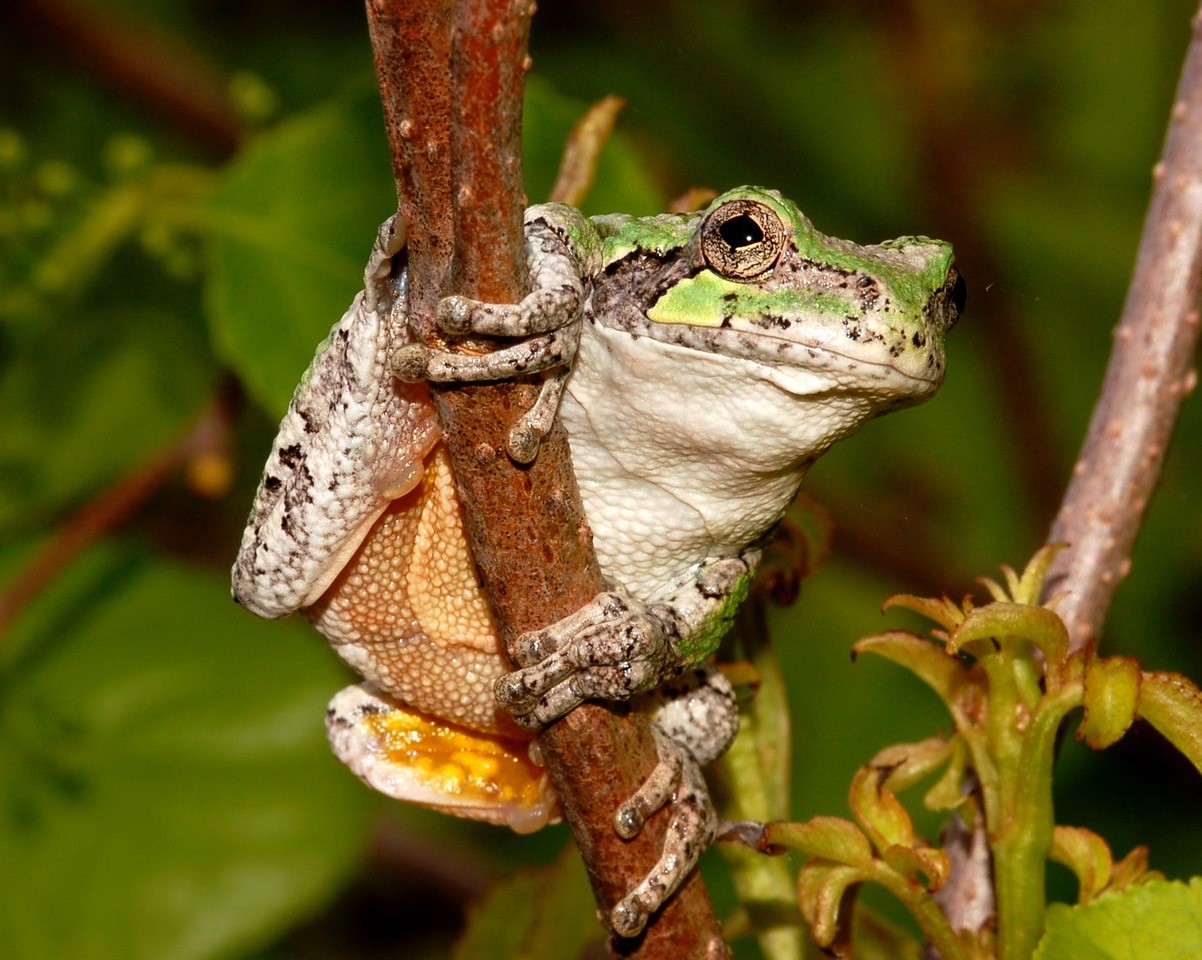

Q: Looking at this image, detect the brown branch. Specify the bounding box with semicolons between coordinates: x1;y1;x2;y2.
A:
9;0;244;158
0;391;233;639
364;2;726;956
1045;5;1202;651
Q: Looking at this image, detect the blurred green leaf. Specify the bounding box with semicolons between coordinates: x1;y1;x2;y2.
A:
0;301;214;532
0;544;370;960
451;844;597;960
1033;879;1202;960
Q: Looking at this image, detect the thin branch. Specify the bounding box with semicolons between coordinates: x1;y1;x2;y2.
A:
1045;6;1202;651
364;2;726;955
9;0;244;158
0;391;233;639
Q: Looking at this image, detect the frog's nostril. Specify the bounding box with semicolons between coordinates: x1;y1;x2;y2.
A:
950;269;967;318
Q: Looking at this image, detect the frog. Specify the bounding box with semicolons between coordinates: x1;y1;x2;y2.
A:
231;186;963;938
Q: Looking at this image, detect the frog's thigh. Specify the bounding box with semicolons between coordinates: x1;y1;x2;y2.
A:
309;446;511;733
327;683;559;834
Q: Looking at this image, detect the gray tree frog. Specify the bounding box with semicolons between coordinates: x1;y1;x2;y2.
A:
232;187;963;937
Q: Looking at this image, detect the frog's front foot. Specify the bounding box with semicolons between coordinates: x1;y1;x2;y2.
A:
494;591;679;728
389;216;587;463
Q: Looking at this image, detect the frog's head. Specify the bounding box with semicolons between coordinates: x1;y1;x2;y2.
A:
636;186;963;410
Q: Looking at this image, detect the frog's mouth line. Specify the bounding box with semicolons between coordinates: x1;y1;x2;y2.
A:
619;316;947;395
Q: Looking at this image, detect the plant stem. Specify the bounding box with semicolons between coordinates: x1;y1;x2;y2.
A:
986;650;1087;960
718;601;807;960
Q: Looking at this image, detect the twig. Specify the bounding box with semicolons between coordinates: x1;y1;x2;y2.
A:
0;391;233;639
1045;5;1202;651
9;0;243;158
363;2;727;956
549;96;625;207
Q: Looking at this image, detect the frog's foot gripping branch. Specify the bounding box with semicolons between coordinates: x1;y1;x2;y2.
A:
391;216;587;463
495;554;757;728
609;669;739;938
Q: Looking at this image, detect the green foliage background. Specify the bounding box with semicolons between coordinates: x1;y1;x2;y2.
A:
1;1;1199;957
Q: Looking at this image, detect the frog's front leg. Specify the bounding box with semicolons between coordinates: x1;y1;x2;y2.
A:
495;551;758;725
392;207;593;462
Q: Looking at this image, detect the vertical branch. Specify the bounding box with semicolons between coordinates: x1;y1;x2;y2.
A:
1045;6;1202;650
365;1;727;955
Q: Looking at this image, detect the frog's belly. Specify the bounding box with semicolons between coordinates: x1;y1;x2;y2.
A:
306;445;520;735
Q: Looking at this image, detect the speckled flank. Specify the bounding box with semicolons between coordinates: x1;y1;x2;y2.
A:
231;270;440;618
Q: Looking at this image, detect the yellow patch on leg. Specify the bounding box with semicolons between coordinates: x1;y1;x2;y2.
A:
327;683;559;835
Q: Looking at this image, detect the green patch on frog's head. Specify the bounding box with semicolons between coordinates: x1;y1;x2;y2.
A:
642;186;964;407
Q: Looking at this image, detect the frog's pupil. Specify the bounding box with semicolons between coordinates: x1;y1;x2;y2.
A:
719;214;763;250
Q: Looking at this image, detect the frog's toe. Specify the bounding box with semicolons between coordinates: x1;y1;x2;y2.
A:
496;622;669;722
614;728;683;839
505;421;542;464
508;591;634;667
435;294;475;335
392;343;430;381
609;750;718;938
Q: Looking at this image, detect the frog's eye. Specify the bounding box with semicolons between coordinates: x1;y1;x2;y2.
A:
700;200;786;280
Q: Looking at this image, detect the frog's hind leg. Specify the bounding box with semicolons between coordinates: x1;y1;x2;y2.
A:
610;668;740;938
326;683;560;835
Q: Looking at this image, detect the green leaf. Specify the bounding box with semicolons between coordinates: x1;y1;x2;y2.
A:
0;302;215;531
452;844;598;960
765;816;874;866
881;843;949;892
869;738;955;794
796;860;866;950
853;632;970;715
949;603;1070;679
1078;656;1141;750
0;544;370;960
881;594;965;632
1138;672;1202;775
1033;879;1202;960
849;764;918;855
1049;826;1114;903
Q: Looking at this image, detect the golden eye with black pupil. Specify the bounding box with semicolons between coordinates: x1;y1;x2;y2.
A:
700;199;785;280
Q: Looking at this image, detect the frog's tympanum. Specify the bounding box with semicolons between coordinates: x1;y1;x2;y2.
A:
232;188;963;937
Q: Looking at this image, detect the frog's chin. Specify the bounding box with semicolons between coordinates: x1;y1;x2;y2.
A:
755;348;942;403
